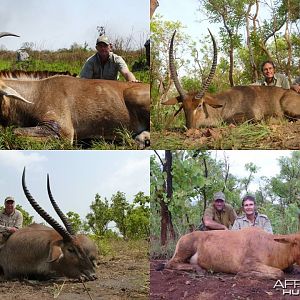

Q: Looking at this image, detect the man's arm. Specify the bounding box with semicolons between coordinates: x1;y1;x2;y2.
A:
120;67;138;82
263;218;273;234
14;211;23;229
79;60;94;79
203;216;228;230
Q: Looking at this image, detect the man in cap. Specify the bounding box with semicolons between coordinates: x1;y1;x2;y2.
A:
201;191;237;230
0;196;23;247
80;35;138;82
232;195;273;233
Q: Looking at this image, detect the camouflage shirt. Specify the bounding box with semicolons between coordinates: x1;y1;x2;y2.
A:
231;213;273;234
0;209;23;233
254;73;290;89
203;203;237;229
79;52;128;80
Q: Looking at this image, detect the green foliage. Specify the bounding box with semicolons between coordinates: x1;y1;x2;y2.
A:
85;194;111;236
16;205;34;226
66;211;83;233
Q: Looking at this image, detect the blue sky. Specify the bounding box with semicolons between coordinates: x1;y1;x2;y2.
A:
0;0;149;51
0;150;150;223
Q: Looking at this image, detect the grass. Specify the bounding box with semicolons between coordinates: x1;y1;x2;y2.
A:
0;126;144;150
151;117;298;150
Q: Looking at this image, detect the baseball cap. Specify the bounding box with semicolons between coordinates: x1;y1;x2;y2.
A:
96;35;110;45
213;192;225;201
4;196;15;203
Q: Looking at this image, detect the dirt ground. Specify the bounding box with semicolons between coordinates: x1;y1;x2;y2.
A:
0;255;149;300
151;121;300;149
150;260;300;300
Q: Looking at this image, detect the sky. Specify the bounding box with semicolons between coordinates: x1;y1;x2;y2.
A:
0;150;150;224
0;0;149;51
155;0;273;51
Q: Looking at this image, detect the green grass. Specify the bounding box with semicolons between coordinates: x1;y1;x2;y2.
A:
0;126;144;150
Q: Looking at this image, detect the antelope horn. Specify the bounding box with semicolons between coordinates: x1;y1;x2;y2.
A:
169;30;186;100
47;174;75;235
22;167;73;242
0;32;20;38
195;29;217;100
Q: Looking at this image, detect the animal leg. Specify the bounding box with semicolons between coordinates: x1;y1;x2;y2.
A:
237;264;284;279
13;121;73;143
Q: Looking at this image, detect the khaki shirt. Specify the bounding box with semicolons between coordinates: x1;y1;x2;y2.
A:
254;73;290;89
79;52;128;80
0;209;23;233
203;203;237;229
231;213;273;234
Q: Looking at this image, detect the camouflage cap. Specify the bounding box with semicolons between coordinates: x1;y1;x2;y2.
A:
96;35;110;45
4;196;15;203
213;192;225;201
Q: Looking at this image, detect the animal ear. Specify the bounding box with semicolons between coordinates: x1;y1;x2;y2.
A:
0;83;32;104
203;95;223;108
161;97;180;105
47;245;64;263
274;235;297;245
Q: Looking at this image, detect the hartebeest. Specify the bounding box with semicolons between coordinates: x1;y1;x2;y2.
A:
0;168;98;280
164;227;300;279
162;31;300;128
0;33;150;148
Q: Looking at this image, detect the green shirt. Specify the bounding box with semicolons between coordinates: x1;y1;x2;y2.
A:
231;213;273;234
79;52;128;80
254;73;290;89
203;203;237;229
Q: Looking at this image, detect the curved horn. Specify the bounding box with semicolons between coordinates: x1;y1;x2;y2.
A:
0;32;20;38
22;167;73;242
47;174;75;235
195;29;217;100
169;30;186;100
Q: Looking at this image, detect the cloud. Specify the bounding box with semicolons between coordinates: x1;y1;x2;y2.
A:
0;151;47;172
96;156;150;201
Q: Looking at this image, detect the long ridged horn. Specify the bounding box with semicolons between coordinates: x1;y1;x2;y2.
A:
195;29;217;100
0;32;20;38
47;174;75;235
169;30;186;100
22;167;73;242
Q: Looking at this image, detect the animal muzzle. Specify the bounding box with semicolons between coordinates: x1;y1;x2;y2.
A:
80;270;98;281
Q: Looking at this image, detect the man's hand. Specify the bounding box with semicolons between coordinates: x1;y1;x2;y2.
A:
7;227;18;233
291;84;300;93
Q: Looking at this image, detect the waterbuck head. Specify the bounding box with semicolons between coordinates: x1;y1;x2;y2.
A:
162;30;218;129
22;168;98;281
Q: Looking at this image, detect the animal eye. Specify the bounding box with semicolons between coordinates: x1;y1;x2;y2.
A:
67;247;75;253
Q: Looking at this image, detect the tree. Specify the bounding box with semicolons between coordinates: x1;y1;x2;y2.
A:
16;205;33;226
85;193;111;236
66;211;83;233
110;191;129;238
125;192;150;239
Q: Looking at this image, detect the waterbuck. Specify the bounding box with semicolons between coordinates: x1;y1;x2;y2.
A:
162;30;300;128
0;33;150;148
0;168;98;281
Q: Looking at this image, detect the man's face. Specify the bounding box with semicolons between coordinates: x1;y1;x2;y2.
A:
243;199;255;216
5;200;15;215
262;63;275;79
214;199;225;212
96;42;111;59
